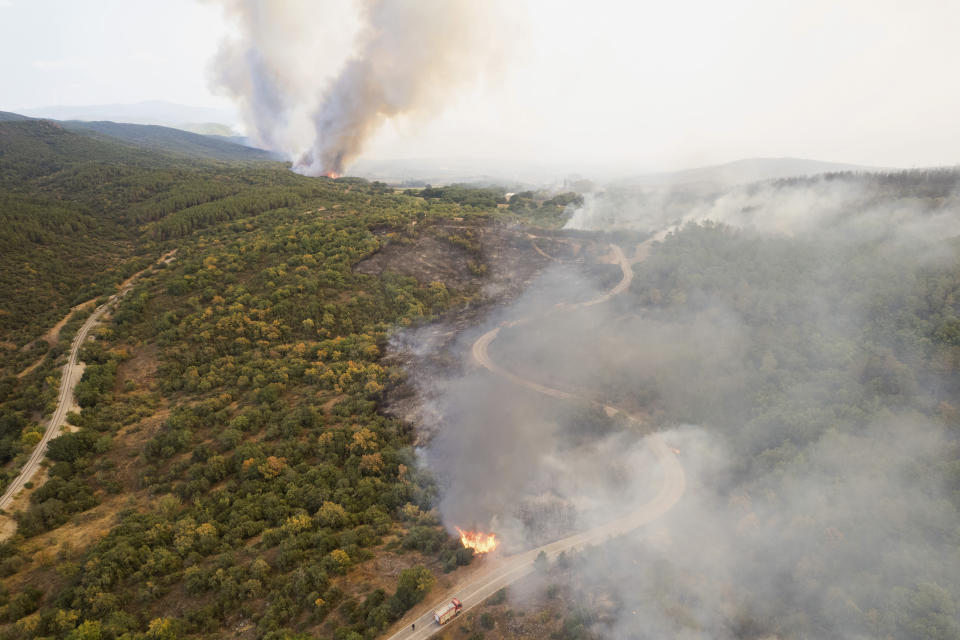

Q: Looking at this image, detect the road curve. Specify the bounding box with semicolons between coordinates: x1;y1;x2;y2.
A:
0;252;175;515
387;238;685;640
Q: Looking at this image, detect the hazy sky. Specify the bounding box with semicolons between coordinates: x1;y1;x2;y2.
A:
3;0;960;171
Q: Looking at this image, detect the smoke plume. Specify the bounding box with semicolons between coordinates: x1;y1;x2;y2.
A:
210;0;509;177
565;169;960;242
392;169;960;636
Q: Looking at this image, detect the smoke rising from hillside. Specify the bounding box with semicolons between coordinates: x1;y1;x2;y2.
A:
565;170;960;242
208;0;349;151
392;171;960;636
209;0;508;176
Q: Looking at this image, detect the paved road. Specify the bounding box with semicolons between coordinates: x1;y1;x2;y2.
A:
386;239;684;639
0;252;175;514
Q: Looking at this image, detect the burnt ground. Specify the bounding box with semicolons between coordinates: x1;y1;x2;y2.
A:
355;222;601;295
356;222;613;355
358;220;634;443
356;233;480;291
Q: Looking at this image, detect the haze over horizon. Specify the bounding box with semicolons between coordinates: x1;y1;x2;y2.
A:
5;3;960;639
3;0;960;174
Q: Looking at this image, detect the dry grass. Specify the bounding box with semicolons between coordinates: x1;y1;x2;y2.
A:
115;343;159;390
0;466;49;541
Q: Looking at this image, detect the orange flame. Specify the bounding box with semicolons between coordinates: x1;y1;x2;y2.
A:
324;171;340;179
456;527;498;554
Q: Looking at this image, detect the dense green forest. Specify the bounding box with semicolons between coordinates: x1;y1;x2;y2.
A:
0;119;576;359
0;202;477;639
0;118;571;639
0;118;306;354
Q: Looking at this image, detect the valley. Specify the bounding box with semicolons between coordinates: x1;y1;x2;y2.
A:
0;114;959;640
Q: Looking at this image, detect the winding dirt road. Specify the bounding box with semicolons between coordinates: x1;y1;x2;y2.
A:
0;252;175;519
386;238;685;639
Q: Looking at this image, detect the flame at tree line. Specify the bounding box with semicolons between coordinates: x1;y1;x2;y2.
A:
456;527;499;554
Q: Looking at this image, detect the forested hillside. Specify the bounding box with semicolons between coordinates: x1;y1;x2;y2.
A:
0;122;575;639
0;118;572;362
60;120;274;163
0;111;276;355
0;117;303;360
4;113;959;640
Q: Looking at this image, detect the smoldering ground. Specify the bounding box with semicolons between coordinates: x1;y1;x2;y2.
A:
394;169;960;637
394;263;665;547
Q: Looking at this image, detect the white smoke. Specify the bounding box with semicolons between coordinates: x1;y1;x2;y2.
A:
208;0;360;151
208;0;510;176
565;171;960;247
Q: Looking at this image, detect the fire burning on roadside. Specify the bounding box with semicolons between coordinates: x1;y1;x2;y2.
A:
456;527;499;554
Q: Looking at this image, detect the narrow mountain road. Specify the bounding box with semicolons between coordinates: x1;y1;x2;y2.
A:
0;251;175;517
16;299;96;379
386;237;685;640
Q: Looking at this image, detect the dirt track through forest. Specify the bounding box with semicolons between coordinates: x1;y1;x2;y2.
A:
0;251;176;537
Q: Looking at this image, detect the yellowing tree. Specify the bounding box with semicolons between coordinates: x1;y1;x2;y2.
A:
360;452;384;474
351;427;378;453
258;455;287;479
317;501;349;528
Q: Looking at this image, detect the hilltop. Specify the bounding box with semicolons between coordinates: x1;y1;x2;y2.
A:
0;116;287;350
19;100;237;132
61;120;274;163
0;111;271;164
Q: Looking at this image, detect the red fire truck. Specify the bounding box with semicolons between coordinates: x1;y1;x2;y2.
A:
433;598;463;625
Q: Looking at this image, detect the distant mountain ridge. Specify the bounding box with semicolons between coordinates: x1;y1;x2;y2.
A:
350;156;892;188
620;157;885;187
0;111;275;163
61;120;275;162
0;109;894;184
0;111;32;122
19;100;237;130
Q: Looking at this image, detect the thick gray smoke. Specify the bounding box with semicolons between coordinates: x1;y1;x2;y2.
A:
404;265;664;547
209;0;508;176
565;170;960;243
208;0;349;151
550;417;960;640
393;169;960;637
